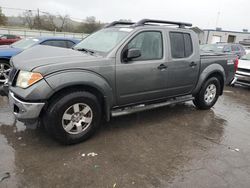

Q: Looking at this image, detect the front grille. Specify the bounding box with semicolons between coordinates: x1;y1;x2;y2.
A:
8;68;18;86
238;68;250;74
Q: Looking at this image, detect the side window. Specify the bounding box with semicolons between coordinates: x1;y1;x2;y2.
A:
41;40;68;48
184;33;193;57
7;35;17;39
0;35;7;39
11;35;17;39
126;31;163;61
170;32;193;58
170;32;185;58
67;41;76;48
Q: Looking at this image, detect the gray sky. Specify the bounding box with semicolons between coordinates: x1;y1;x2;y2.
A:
0;0;249;31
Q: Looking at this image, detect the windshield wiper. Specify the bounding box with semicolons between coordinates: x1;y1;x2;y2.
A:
74;48;95;55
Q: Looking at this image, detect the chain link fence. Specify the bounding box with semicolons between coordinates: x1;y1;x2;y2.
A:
0;27;87;39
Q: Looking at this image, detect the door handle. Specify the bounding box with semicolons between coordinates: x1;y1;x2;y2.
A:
157;64;167;70
189;62;197;67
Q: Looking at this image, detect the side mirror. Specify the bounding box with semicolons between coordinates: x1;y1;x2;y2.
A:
127;48;141;60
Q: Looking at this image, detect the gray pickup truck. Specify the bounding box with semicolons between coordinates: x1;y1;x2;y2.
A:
8;19;236;144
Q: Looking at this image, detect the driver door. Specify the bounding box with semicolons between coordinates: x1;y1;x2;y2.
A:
115;30;169;105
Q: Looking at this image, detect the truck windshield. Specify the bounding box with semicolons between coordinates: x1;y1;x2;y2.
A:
200;44;225;53
11;38;40;49
74;28;133;54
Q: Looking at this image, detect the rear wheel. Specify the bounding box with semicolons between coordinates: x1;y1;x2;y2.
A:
0;60;11;85
44;91;101;144
193;77;221;110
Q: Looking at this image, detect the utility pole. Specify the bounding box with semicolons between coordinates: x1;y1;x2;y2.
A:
37;8;40;29
215;11;220;28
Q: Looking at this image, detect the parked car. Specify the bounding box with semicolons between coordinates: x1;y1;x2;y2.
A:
0;34;21;45
8;19;237;144
0;37;80;84
231;53;250;86
200;43;246;58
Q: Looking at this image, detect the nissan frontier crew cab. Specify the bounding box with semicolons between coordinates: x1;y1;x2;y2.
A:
8;19;237;144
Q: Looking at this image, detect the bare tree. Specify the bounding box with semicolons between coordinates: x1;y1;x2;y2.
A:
22;10;34;29
0;7;7;25
58;14;70;32
43;13;57;31
77;16;103;34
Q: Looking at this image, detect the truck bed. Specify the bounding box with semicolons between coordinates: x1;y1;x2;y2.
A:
200;52;236;85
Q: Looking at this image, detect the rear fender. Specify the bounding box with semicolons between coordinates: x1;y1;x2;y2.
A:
192;64;226;95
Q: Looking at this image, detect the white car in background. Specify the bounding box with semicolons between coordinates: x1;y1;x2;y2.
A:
233;53;250;86
245;49;250;54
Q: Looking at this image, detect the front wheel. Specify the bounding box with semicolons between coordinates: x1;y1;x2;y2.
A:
44;91;101;144
193;77;221;110
0;60;11;85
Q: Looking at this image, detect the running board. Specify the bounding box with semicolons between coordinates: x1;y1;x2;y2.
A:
111;95;194;117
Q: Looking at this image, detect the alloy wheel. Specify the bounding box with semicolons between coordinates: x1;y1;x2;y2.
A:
62;103;93;135
0;63;11;84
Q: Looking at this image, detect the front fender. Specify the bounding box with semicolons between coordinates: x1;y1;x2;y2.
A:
192;64;226;95
45;70;114;106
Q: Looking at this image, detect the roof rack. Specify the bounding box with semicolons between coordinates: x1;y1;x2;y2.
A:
135;19;192;28
105;19;192;29
105;21;135;28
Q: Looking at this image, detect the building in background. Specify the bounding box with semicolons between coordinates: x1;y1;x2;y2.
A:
192;27;250;48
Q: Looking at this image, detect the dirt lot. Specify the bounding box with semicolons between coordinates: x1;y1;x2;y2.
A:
0;86;250;188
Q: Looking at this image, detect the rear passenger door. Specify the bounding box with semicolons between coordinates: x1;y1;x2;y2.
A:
166;31;200;97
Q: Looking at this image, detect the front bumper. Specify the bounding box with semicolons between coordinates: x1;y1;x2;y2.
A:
9;91;45;122
232;72;250;87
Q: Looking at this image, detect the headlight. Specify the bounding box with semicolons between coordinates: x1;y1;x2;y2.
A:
16;70;43;88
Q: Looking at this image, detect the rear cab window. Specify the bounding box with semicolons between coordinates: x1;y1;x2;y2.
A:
169;32;193;59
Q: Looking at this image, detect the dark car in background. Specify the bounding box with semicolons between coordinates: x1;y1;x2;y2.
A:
0;36;80;84
0;34;21;45
200;43;246;58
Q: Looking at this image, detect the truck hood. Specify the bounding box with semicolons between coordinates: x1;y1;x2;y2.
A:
12;45;106;75
238;59;250;69
0;46;23;59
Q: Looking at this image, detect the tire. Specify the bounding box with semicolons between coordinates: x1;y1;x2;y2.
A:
43;91;101;145
193;77;221;110
0;59;11;85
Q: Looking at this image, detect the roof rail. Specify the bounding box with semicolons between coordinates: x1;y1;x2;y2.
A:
105;21;135;28
135;19;192;28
